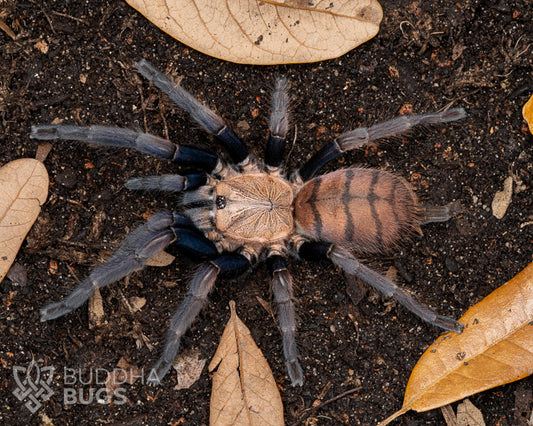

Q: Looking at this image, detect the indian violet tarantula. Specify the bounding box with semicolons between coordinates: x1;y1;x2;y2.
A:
32;60;465;386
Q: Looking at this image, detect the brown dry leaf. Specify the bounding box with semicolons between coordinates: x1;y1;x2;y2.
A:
35;141;53;163
381;261;533;424
173;349;207;390
209;301;283;426
126;0;382;65
128;295;146;313
441;404;458;426
491;175;513;219
88;287;105;329
456;399;485;426
146;249;175;267
523;93;533;134
0;159;49;283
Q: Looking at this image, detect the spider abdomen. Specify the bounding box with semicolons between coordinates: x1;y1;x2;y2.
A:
294;168;420;253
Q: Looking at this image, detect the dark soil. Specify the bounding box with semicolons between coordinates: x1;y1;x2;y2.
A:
1;0;532;425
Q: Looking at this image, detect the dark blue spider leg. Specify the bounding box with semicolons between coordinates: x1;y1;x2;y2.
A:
40;213;218;322
298;242;464;334
30;125;219;171
297;108;466;181
125;173;207;192
265;78;289;168
149;253;250;384
268;255;303;386
135;59;249;164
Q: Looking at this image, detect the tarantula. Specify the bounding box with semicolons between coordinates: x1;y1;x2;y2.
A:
32;60;465;386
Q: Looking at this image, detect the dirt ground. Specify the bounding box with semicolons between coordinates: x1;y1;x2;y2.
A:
1;0;532;424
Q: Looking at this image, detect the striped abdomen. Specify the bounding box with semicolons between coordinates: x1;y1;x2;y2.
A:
294;168;420;253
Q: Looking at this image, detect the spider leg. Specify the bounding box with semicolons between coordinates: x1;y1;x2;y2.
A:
298;242;464;334
265;77;289;169
30;125;219;171
268;255;303;386
40;213;218;321
149;253;250;384
135;59;249;165
297;108;466;181
125;172;206;192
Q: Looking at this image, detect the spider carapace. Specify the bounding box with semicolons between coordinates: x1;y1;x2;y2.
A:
32;59;465;386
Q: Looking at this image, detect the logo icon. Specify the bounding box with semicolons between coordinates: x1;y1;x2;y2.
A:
13;361;55;413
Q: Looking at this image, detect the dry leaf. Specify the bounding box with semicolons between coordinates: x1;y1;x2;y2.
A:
88;287;105;329
441;404;458;426
173;349;207;390
0;159;49;283
491;176;513;219
209;301;283;426
126;0;382;64
382;261;533;424
128;295;146;313
523;93;533;134
146;249;175;267
456;399;485;426
35;142;52;163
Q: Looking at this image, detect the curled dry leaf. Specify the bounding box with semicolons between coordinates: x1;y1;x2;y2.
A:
523;93;533;134
126;0;382;64
491;176;513;219
382;261;533;424
209;301;283;426
88;287;105;329
0;159;49;283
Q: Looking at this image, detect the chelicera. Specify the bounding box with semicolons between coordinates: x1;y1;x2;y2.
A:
32;60;465;386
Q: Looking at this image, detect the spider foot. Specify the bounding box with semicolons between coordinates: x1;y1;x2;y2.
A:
146;361;168;386
40;283;96;321
287;360;304;387
40;301;72;321
434;315;464;334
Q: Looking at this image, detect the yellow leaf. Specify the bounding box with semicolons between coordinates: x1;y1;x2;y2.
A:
523;93;533;134
209;301;284;426
0;159;49;283
382;262;533;424
126;0;382;64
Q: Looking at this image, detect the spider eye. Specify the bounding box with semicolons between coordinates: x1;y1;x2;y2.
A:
216;196;227;209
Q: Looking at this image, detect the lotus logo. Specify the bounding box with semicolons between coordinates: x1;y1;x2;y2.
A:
12;361;55;413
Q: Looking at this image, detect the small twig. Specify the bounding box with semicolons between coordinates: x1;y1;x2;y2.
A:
39;6;56;35
51;10;87;24
0;17;16;40
65;264;81;283
294;386;362;424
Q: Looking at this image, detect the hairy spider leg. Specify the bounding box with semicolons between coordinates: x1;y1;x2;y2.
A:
40;213;218;321
125;173;207;192
298;242;464;334
149;253;250;384
30;125;219;172
265;77;289;169
268;255;303;386
297;108;467;181
135;59;249;165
